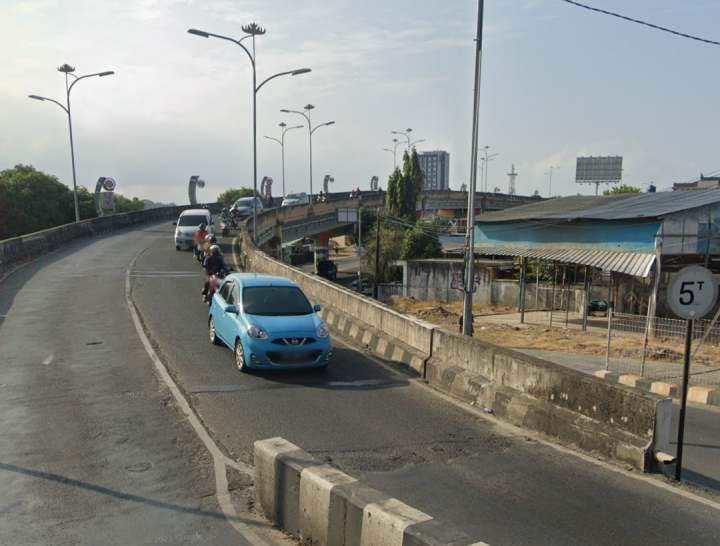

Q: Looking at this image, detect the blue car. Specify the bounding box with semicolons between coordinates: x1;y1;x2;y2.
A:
208;274;332;372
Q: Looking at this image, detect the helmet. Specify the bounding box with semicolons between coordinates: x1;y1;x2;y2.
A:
199;223;207;231
210;245;221;256
206;234;217;244
223;207;228;212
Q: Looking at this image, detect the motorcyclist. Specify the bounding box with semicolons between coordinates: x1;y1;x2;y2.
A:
202;245;230;298
201;233;217;259
193;224;209;260
220;207;230;221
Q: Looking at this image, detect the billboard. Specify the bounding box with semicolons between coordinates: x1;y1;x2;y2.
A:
575;156;623;185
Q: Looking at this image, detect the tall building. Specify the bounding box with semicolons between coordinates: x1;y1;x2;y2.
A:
673;174;720;191
418;151;450;191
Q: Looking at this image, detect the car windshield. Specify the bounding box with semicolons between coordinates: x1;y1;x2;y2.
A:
235;198;255;207
242;286;313;316
286;194;302;200
178;215;207;227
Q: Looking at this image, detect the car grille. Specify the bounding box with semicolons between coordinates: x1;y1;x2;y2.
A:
271;337;316;346
266;350;323;365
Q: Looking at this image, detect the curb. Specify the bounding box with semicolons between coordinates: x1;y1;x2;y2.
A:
319;306;428;377
254;437;482;546
594;370;720;408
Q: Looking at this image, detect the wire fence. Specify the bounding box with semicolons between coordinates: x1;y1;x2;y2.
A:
605;311;720;388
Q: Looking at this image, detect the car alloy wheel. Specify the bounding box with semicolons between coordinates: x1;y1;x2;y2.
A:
209;317;222;346
235;340;248;373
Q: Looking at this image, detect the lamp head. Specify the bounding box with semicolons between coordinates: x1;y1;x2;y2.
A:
292;68;311;76
57;64;75;73
303;103;315;110
279;122;287;127
28;94;45;101
280;109;290;113
187;28;210;38
99;71;115;77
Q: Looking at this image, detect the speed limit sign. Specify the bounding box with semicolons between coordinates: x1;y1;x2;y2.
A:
667;266;718;320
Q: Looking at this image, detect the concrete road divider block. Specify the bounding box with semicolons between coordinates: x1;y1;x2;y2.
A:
255;437;482;546
299;465;357;545
362;498;433;546
254;437;323;535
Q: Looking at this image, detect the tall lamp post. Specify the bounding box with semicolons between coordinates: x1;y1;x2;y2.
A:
545;165;561;198
410;139;426;149
264;122;303;198
29;64;115;223
382;138;403;169
188;25;311;245
280;105;335;201
392;128;413;151
477;146;498;193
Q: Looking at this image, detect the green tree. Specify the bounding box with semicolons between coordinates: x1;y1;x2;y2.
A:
0;164;75;239
400;220;442;260
363;224;405;283
603;184;641;195
386;148;425;221
217;187;256;203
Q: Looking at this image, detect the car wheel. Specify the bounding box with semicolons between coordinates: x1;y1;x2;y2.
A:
209;317;222;346
176;246;181;251
235;339;248;373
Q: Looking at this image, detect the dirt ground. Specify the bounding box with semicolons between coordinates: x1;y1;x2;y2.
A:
383;296;720;368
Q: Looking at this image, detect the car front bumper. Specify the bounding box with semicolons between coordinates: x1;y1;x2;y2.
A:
243;334;332;369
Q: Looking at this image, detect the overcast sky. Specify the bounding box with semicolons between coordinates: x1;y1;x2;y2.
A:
2;0;719;204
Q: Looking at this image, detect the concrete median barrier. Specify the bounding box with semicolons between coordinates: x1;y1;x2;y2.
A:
254;437;478;546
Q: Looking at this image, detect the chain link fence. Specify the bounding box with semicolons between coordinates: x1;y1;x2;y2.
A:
605;310;720;388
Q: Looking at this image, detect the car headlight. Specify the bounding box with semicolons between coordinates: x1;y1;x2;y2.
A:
247;325;268;340
317;323;329;338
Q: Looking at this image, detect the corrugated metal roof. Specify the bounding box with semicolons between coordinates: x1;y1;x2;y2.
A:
443;243;656;278
477;191;720;223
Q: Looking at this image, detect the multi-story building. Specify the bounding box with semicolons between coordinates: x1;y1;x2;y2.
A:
673;174;720;191
418;151;450;191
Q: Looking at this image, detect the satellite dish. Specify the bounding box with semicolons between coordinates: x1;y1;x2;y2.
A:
102;178;116;191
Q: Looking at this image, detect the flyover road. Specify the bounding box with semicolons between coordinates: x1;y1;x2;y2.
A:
131;223;720;546
1;222;719;546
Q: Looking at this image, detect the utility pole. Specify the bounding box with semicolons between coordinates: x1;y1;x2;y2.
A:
373;208;381;299
463;0;484;336
357;209;363;292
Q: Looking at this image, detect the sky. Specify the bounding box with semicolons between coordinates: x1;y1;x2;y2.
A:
2;0;720;204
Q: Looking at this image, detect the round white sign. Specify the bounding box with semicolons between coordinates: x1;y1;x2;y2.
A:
667;266;718;320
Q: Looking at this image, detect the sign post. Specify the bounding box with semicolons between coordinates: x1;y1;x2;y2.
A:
666;265;718;481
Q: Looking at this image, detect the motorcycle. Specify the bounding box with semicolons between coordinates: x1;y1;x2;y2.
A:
221;218;230;237
203;268;234;305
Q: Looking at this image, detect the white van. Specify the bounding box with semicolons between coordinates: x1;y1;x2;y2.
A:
173;209;213;250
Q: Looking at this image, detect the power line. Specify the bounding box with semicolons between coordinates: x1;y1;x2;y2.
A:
558;0;720;47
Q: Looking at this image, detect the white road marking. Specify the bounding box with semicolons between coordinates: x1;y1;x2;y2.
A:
125;267;269;546
42;355;54;366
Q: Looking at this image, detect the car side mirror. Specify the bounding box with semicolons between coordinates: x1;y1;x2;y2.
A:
172;222;177;226
224;304;238;314
314;304;321;313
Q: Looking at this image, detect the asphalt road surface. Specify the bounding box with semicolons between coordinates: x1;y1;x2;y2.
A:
2;222;720;546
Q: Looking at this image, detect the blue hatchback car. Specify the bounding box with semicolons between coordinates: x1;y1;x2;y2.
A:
208;274;332;372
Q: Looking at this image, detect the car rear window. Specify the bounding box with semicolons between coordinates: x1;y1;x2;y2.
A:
242;286;312;316
234;198;254;207
178;215;207;227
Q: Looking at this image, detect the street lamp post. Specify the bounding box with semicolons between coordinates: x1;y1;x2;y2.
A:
264;122;303;198
477;146;498;193
382;138;403;169
280;105;335;201
391;128;413;152
409;139;426;149
188;25;311;245
29;64;115;223
545;165;561;197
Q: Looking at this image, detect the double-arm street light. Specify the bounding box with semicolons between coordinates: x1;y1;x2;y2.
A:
392;128;413;152
188;24;311;245
264;122;303;198
477;146;498;193
29;64;115;223
382;138;404;169
410;139;425;150
545;165;561;197
280;104;335;201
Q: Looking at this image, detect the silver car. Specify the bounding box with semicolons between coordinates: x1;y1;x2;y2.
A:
231;197;263;219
